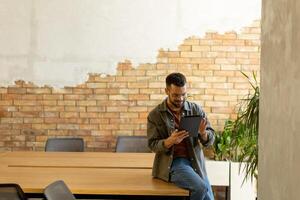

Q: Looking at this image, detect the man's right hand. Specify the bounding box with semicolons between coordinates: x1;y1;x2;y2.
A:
164;129;189;148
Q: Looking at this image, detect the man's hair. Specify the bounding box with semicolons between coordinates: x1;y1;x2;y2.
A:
165;72;186;87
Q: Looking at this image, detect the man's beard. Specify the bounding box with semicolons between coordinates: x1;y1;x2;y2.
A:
171;100;184;108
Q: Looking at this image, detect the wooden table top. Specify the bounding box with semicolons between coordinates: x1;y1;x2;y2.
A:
0;152;188;196
0;166;187;196
0;152;154;169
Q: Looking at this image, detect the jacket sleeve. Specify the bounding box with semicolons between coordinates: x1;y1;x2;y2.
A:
147;112;171;153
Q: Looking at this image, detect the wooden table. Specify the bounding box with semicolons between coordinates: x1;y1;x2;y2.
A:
0;152;188;199
0;152;154;169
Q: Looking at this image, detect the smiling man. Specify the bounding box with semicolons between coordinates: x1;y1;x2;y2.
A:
147;72;215;200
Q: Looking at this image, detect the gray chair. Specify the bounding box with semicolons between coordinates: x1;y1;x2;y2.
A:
115;136;151;153
0;183;27;200
45;138;84;152
44;180;76;200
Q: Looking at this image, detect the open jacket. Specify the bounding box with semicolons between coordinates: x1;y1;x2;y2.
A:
147;99;215;182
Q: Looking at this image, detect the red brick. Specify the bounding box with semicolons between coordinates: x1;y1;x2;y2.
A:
52;88;73;94
0;88;7;93
211;46;236;52
123;70;146;76
14;100;38;106
27;88;51;94
183;38;200;45
24;118;44;124
223;40;245;46
73;88;93;94
137;100;160;106
140;89;161;94
65;106;86;112
94;88;119;95
64;94;85;100
13;111;39;117
40;112;59;118
80;112;98;118
32;124;56;130
120;113;138;118
1;118;23;123
39;100;57;106
237;46;259;52
128;82;148;89
119;124;140;130
178;45;192;51
0;100;13;105
99;124;119;130
45;118;76;124
60;112;78;118
169;58;191;64
77;100;97;106
213;71;235;77
146;70;167;76
57;124;79;130
80;124;99;130
129;94;149;100
43;94;63;100
108;82;127;88
98;112;119;119
191;58;214;64
128;107;148;112
0;111;11;117
221;65;241;71
107;106;128;112
109;95;128;101
86;83;107;88
90;118;109;124
43;106;64;112
8;88;26;94
86;94;108;100
181;52;202;58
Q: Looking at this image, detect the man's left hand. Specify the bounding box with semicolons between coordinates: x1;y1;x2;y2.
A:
198;118;208;141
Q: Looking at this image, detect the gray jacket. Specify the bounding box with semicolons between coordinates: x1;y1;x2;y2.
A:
147;99;215;182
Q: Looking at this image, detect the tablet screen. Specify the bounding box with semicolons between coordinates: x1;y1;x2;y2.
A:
179;115;202;137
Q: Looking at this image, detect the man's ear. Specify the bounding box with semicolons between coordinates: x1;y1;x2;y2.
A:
165;87;168;95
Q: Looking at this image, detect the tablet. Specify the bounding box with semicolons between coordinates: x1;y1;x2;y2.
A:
179;115;202;137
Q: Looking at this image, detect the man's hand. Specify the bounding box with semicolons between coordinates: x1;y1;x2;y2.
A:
199;118;208;141
164;129;189;149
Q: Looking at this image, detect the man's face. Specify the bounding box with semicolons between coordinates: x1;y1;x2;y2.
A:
165;84;187;109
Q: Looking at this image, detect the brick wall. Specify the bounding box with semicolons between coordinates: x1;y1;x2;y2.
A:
0;20;260;152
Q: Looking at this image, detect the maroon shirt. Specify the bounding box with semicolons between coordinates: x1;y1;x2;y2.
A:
168;106;189;159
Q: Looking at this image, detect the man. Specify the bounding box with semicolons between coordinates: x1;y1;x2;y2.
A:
147;72;215;200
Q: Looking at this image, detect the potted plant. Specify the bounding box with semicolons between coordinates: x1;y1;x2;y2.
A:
232;71;259;183
213;120;236;162
212;72;259;199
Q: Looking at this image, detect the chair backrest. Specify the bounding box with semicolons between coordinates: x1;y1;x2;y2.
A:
115;136;151;153
44;180;76;200
0;183;27;200
45;138;84;152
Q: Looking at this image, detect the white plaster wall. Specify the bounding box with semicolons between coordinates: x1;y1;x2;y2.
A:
0;0;261;88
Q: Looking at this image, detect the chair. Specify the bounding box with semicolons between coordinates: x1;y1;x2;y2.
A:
0;183;27;200
45;138;84;152
115;136;151;153
44;180;76;200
